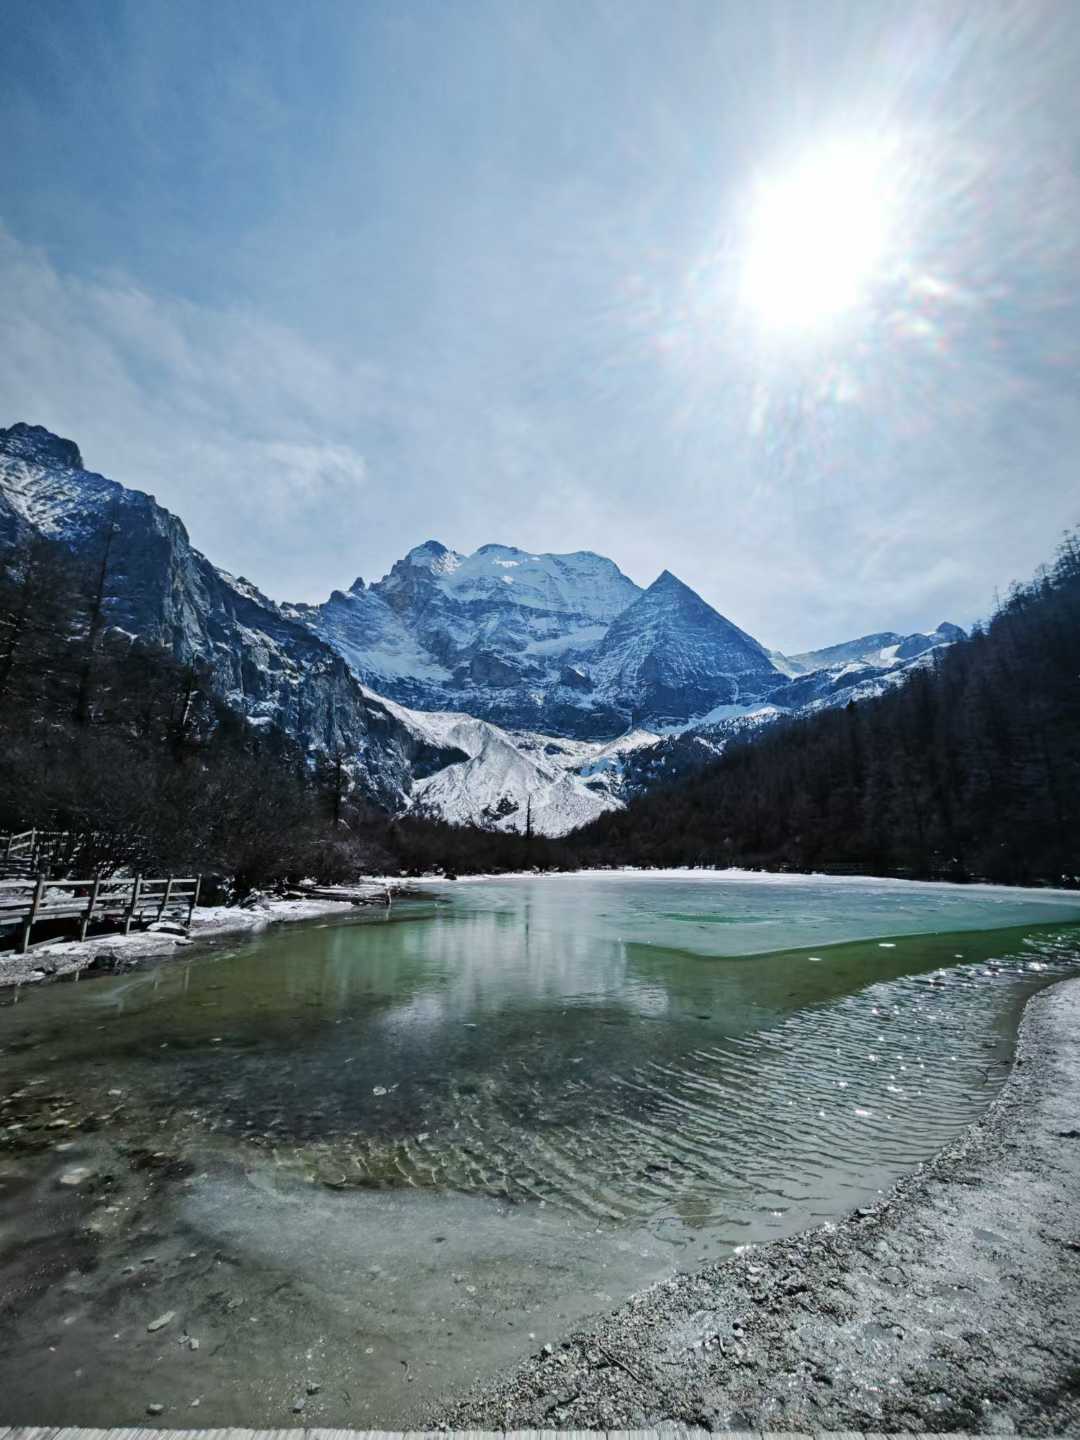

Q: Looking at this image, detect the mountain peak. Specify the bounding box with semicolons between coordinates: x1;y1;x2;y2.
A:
643;570;722;613
0;422;84;472
400;540;463;576
647;568;690;594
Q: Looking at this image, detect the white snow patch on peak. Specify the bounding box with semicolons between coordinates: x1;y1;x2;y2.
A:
424;544;641;619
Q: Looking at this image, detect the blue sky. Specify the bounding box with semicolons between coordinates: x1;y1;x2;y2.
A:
2;0;1078;651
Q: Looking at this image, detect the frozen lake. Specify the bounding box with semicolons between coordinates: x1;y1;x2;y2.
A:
1;871;1079;1426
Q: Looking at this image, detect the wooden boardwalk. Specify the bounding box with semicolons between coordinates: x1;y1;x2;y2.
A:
0;874;200;952
0;829;77;878
0;1429;1020;1440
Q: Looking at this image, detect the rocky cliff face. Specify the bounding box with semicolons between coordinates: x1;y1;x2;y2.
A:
0;423;455;808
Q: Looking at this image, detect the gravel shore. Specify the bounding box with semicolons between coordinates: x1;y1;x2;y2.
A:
436;975;1080;1436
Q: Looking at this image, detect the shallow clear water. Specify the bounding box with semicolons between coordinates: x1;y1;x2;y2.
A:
1;872;1078;1426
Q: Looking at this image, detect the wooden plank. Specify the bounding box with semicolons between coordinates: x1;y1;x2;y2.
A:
124;876;145;932
19;875;45;953
80;876;103;940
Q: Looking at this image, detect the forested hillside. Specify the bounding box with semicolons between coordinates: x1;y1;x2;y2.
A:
0;535;366;891
571;533;1080;886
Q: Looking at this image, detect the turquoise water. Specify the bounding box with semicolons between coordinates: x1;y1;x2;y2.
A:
1;872;1078;1426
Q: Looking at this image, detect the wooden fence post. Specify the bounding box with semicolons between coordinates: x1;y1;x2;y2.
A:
159;876;174;920
20;876;45;954
189;875;202;924
80;877;102;941
124;875;143;935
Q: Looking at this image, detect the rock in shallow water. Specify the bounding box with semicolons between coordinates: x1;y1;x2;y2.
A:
58;1166;94;1186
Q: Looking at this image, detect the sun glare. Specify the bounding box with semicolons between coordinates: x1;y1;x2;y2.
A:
741;139;896;333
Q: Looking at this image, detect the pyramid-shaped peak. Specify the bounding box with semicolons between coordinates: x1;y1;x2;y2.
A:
647;568;691;593
643;570;715;609
0;422;84;472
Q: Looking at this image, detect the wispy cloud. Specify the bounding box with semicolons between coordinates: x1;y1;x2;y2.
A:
0;225;392;594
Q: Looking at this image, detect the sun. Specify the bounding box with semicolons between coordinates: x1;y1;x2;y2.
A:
740;139;896;333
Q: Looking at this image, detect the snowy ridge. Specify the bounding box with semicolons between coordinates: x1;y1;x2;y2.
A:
786;622;965;675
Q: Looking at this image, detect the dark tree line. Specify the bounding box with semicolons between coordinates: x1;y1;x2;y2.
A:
570;531;1080;886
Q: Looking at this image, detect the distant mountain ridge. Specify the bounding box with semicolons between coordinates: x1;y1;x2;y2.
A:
288;541;788;736
0;422;965;835
787;623;966;675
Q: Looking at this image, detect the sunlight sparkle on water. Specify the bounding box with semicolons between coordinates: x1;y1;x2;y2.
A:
741;138;898;333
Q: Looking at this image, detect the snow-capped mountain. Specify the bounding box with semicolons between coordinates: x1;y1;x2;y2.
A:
289;535;962;751
284;539;642;733
773;623;966;712
0;423;456;809
785;623;966;676
289;544;784;735
0;421;966;837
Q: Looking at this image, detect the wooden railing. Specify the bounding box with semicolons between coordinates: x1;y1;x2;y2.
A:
0;829;78;876
0;874;201;954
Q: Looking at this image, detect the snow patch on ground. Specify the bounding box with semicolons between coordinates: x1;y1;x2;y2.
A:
0;895;374;989
417;866;1080;902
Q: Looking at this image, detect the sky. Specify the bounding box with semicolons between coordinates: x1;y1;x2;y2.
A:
2;0;1078;652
